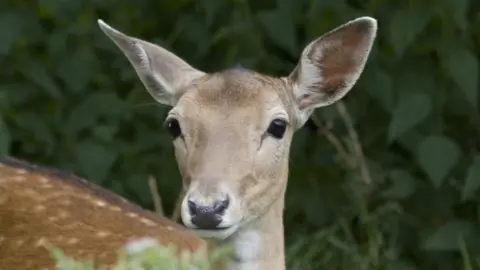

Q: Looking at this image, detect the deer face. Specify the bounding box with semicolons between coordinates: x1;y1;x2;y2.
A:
167;70;295;238
98;17;377;239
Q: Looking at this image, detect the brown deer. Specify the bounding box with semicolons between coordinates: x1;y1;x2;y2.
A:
0;16;377;270
96;16;377;270
0;157;206;269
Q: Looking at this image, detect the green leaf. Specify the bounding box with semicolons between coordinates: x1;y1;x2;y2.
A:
388;7;432;57
0;116;11;154
366;68;394;111
417;135;461;188
0;12;22;55
442;46;478;109
257;9;298;56
388;260;417;270
174;14;212;58
65;92;128;134
74;141;118;183
56;47;97;93
423;221;474;251
124;174;153;206
0;84;34;107
462;155;480;200
0;87;8;109
441;0;469;31
92;124;119;141
388;93;431;142
15;112;55;154
381;170;416;199
197;0;225;27
21;60;62;98
37;0;84;21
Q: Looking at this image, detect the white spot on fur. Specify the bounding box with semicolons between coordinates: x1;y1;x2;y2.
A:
15;169;27;175
34;205;46;212
67;238;79;245
38;177;50;184
42;183;53;189
60;200;71;206
22;188;38;197
233;230;260;262
96;231;110;238
58;211;69;218
0;194;8;205
140;218;155;226
127;212;139;219
35;238;47;247
98;252;109;258
13;175;26;182
110;206;121;212
94;200;106;207
55;236;68;243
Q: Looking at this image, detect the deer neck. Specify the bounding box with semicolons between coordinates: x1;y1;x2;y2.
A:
208;192;286;270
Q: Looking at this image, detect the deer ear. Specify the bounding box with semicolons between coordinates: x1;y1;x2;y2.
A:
98;19;206;106
288;17;377;128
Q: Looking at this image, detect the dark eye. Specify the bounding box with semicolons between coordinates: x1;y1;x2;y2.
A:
266;119;287;139
165;118;182;138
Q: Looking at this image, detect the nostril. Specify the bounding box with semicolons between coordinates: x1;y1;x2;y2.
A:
187;197;229;230
213;198;229;214
187;199;197;215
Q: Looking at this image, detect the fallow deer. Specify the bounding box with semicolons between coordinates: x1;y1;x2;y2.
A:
0;156;206;269
97;15;377;270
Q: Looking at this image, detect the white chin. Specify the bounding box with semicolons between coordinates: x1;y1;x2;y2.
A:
190;225;239;240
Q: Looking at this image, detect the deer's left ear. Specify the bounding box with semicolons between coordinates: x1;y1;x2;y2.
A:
288;17;378;128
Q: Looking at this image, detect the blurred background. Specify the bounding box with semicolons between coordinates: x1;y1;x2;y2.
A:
0;0;479;269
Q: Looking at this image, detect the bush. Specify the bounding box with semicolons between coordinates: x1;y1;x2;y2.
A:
48;237;232;270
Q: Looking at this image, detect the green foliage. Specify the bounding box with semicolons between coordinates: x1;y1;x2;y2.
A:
0;115;10;154
462;155;480;200
48;238;232;270
417;135;461;188
1;0;479;269
387;92;431;143
423;220;476;252
442;45;478;109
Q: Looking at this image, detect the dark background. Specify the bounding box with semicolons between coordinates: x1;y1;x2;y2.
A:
1;0;479;269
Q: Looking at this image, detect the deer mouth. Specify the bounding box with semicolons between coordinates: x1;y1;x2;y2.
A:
188;224;239;240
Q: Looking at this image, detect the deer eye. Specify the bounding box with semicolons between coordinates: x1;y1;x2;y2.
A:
266;119;287;139
165;118;182;138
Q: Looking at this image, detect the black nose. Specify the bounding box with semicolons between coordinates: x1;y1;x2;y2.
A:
188;197;230;230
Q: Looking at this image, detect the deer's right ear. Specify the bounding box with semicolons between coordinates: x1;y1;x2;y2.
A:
97;19;206;106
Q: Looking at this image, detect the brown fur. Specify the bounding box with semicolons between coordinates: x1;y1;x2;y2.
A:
0;156;205;270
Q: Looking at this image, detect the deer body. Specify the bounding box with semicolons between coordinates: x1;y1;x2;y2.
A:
0;157;205;269
97;15;377;270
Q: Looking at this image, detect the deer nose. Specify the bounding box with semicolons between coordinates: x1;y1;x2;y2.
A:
187;197;230;230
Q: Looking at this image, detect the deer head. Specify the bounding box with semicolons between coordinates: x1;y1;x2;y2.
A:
98;16;377;246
